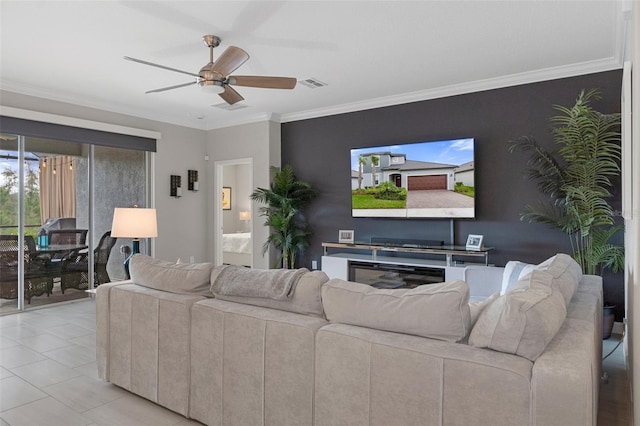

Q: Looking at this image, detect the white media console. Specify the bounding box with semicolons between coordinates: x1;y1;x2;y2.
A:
321;242;495;286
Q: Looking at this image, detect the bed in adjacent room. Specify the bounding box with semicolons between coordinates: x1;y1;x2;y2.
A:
223;232;252;266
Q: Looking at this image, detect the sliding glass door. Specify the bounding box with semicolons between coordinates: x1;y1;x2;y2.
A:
0;135;21;312
0;134;148;314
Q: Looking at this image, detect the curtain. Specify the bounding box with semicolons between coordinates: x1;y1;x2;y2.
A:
39;156;76;223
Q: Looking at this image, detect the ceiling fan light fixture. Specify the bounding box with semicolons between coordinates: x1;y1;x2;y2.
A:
127;34;294;104
198;80;225;94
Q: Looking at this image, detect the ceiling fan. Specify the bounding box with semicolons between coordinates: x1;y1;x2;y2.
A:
124;35;297;105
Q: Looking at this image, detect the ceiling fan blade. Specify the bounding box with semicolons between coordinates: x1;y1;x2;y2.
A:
219;85;244;105
211;46;249;77
228;75;297;89
124;56;200;78
146;81;197;94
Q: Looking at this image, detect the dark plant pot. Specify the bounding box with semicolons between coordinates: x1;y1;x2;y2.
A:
603;305;616;340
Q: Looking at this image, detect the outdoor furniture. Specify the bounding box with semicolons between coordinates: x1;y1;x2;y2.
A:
0;235;53;303
40;229;89;264
60;231;117;293
47;229;88;245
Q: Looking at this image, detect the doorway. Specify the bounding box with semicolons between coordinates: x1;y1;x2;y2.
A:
215;158;253;267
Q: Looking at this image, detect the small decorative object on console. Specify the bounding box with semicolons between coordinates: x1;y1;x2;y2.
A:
338;229;354;244
466;234;484;250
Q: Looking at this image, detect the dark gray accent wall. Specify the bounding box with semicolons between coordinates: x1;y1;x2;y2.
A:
282;70;624;317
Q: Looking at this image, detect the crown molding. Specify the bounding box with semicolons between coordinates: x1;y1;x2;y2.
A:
1;81;281;131
280;58;623;124
0;81;208;131
2;57;623;132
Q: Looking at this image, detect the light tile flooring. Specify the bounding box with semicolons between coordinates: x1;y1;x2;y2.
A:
0;299;633;425
0;299;201;426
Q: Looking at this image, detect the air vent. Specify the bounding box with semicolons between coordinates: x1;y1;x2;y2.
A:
299;78;327;89
212;103;249;111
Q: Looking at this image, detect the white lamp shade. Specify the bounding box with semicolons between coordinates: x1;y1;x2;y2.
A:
239;211;251;221
111;207;158;238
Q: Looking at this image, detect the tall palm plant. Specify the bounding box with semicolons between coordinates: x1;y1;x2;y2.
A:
508;89;624;276
250;165;318;269
370;155;379;188
357;155;368;190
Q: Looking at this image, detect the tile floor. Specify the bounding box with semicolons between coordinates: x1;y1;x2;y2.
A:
0;299;633;425
0;286;91;316
0;299;201;426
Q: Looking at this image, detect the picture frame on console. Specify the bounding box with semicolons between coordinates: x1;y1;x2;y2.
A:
465;234;484;250
338;229;355;244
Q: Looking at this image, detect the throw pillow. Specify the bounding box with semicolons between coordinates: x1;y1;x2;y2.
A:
500;260;535;295
469;291;500;328
321;279;471;342
534;253;582;306
469;269;567;361
211;267;328;318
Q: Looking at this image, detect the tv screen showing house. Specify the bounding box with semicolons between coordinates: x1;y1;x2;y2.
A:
350;138;475;218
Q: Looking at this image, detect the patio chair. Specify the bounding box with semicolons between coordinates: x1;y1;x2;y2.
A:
60;231;117;293
0;235;53;303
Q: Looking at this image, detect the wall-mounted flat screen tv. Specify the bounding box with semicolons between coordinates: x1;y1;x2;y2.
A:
350;138;475;219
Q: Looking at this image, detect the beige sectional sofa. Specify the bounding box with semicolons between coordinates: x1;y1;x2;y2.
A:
96;253;602;426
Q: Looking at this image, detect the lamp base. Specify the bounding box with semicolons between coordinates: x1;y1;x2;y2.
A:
124;239;140;279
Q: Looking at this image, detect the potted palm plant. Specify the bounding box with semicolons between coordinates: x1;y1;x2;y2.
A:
250;165;318;269
508;88;624;276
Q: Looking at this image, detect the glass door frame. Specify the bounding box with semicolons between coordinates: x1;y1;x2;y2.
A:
9;140;154;312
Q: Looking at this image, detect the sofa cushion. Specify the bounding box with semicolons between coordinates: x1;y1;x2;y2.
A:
321;279;471;342
468;269;567;361
129;254;214;296
211;268;328;318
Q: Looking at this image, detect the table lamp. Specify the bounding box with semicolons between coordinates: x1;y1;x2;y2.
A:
239;210;251;232
111;206;158;277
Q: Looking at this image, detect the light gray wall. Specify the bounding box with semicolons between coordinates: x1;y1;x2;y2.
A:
206;121;281;269
1;90;209;263
154;123;208;263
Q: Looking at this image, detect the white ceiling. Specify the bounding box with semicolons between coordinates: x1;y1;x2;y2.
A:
0;1;627;131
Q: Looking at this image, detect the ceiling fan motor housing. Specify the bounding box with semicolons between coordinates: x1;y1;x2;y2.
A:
125;33;294;104
199;64;224;86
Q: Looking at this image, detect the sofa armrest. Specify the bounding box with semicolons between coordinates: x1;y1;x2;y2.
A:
96;281;132;380
531;318;597;426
